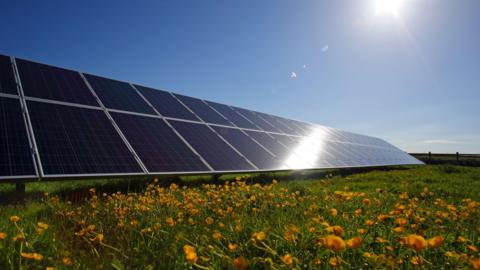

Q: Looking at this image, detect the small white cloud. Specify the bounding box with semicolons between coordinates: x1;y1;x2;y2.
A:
290;72;297;79
322;45;329;52
302;64;307;69
422;139;461;144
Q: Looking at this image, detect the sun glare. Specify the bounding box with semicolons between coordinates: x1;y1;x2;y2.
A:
375;0;405;17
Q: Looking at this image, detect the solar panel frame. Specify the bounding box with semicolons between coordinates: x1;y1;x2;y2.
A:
15;58;100;107
0;96;38;180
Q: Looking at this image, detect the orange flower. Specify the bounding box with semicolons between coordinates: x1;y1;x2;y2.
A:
251;231;266;241
403;234;427;251
346;237;362;249
365;220;374;226
90;233;104;243
329;257;341;267
281;254;294;266
228;243;238;252
377;214;389;222
393;227;405;234
427;236;444;248
205;217;214;225
357;228;367;235
0;232;6;240
354;209;362;216
411;256;422;266
329;208;338;217
165;217;175;227
183;245;198;264
471;258;480;270
396;218;408;226
467;245;478;252
327;226;344;236
233;256;249;270
212;231;222;241
62;257;72;266
320;235;346;252
363;198;371;205
21;252;43;261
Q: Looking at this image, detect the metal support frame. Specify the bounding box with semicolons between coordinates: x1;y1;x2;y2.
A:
10;57;43;178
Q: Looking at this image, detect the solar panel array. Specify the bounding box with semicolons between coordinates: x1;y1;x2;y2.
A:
0;54;422;181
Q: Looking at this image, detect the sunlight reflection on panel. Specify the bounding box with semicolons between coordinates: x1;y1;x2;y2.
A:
285;127;330;169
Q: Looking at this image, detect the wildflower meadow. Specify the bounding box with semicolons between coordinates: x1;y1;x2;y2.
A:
0;165;479;269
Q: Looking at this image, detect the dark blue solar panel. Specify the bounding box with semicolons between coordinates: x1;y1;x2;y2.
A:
0;97;36;178
174;94;233;126
84;74;155;114
212;126;281;170
27;101;142;175
135;85;200;121
111;112;209;172
169;120;254;171
205;101;258;130
15;58;99;106
0;55;18;95
232;107;281;133
255;112;299;135
244;130;290;158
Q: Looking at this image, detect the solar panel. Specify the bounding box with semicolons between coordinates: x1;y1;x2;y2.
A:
15;58;99;106
84;74;156;115
169;120;256;171
0;97;36;178
134;85;200;121
1;55;423;181
173;94;233;126
27;100;143;176
212;126;283;170
205;101;258;130
110;112;210;173
0;55;18;95
233;107;282;133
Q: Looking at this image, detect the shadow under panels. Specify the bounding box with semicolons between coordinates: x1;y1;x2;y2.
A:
27;100;143;176
0;97;36;179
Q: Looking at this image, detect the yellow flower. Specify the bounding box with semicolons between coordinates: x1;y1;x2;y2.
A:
90;233;104;243
233;256;249;270
0;232;7;240
46;267;57;270
410;256;422;266
21;252;43;261
281;254;294;266
329;208;338;217
37;222;49;230
320;235;346;252
228;243;238;252
12;234;25;242
183;245;198;264
9;216;21;223
63;257;72;266
403;234;427;251
329;257;341;267
251;231;266;241
427;236;444;248
346;237;362;249
212;231;223;241
165;217;175;227
205;217;214;225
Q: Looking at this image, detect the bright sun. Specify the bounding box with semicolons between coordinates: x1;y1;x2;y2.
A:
375;0;406;17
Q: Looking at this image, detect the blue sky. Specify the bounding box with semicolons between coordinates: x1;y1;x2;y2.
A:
1;1;479;153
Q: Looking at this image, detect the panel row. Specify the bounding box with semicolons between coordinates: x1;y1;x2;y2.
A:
9;56;398;150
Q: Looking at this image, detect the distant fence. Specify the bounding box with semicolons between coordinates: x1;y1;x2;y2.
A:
410;152;480;167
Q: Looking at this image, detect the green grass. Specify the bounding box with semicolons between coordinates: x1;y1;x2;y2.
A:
0;165;479;269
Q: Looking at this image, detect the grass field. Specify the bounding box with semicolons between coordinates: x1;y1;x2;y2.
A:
0;165;479;269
